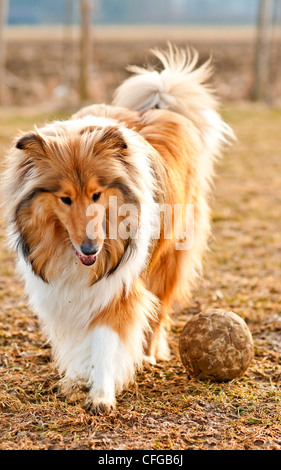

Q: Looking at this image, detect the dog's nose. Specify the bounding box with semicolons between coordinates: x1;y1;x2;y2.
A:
80;240;99;256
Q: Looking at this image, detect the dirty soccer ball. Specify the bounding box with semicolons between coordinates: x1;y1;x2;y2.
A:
179;309;254;381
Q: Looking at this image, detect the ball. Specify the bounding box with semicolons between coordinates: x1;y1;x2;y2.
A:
179;309;254;381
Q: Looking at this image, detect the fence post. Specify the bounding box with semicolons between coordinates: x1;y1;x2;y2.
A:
253;0;272;101
0;0;8;105
79;0;92;102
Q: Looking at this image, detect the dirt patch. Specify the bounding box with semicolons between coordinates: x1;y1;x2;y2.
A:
0;104;281;450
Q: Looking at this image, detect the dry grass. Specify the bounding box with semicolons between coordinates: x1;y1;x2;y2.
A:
0;104;281;450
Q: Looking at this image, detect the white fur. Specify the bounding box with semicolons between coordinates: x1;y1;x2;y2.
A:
87;326;135;408
17;245;157;409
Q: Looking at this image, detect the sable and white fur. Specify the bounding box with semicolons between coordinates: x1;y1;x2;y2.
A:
2;46;233;412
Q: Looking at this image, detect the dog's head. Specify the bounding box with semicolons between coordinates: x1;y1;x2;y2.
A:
3;115;157;283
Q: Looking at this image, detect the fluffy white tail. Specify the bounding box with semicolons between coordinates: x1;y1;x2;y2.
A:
114;45;215;112
113;45;234;149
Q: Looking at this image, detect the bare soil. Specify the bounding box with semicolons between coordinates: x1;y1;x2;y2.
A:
0;28;281;450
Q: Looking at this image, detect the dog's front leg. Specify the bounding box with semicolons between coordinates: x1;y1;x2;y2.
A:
84;282;158;413
85;325;134;414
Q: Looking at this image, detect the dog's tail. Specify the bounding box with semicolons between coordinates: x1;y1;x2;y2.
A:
113;44;234;148
113;44;214;114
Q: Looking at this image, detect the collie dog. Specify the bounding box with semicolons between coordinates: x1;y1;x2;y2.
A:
2;46;232;413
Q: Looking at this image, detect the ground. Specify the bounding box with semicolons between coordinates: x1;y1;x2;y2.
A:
0;28;281;450
1;103;281;452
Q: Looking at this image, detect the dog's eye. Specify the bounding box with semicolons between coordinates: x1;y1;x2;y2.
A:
92;192;101;202
61;197;72;206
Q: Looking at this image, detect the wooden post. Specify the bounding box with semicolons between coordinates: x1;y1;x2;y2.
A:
63;0;74;89
253;0;272;101
0;0;8;105
79;0;92;102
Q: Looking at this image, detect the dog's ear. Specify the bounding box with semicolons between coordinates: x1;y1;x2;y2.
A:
99;127;128;151
14;133;46;180
16;132;45;153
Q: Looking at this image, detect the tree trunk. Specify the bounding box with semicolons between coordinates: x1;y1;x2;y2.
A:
253;0;272;101
0;0;8;104
79;0;92;102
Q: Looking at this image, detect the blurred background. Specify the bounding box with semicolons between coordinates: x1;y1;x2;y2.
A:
0;0;280;109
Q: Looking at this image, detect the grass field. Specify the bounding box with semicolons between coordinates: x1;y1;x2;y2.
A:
0;103;281;450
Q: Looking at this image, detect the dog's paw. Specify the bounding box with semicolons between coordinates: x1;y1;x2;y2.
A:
85;396;116;415
57;377;88;403
143;354;156;365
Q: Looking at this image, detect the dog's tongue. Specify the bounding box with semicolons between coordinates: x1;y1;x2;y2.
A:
72;246;96;266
